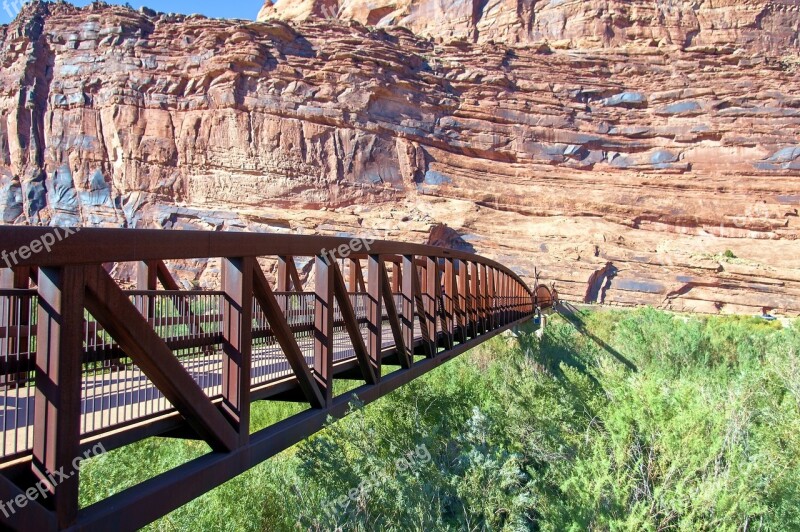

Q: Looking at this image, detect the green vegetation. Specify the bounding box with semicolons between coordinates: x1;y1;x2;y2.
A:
723;249;737;259
79;308;800;531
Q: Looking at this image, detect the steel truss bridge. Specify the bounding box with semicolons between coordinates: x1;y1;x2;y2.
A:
0;228;555;531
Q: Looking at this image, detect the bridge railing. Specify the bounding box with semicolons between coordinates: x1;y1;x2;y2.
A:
0;228;537;530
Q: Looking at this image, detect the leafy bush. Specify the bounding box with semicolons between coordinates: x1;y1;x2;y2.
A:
78;309;800;531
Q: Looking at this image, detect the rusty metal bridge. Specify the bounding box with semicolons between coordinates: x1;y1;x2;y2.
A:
0;227;554;531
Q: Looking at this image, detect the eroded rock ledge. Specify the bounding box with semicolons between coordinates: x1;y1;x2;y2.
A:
0;1;798;314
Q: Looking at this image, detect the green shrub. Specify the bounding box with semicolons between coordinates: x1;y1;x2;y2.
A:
78;309;800;531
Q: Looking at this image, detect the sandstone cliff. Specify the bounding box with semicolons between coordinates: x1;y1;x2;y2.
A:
1;1;799;315
259;0;800;52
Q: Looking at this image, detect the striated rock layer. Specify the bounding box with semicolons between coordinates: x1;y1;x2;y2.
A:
1;1;799;315
259;0;800;52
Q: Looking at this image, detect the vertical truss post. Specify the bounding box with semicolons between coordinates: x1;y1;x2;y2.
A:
414;260;434;358
456;259;468;341
497;272;504;326
401;255;415;362
443;258;455;349
348;259;358;292
511;279;518;321
133;260;160;370
487;267;496;330
479;264;489;334
474;264;482;334
505;274;510;320
498;270;504;326
509;277;518;321
469;262;479;337
425;257;438;353
32;266;85;528
314;256;334;406
221;257;254;445
504;274;510;325
521;284;526;318
530;285;535;314
367;255;382;378
511;281;516;320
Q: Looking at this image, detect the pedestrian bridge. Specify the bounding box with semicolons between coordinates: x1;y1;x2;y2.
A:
0;228;554;531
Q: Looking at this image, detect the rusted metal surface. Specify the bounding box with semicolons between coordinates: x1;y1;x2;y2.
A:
0;227;539;531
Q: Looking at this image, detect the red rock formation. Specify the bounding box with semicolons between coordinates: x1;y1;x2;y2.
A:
259;0;800;52
1;1;799;315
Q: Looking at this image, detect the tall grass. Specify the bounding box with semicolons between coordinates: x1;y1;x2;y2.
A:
78;308;800;531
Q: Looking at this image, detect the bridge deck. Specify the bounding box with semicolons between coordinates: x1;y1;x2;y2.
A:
0;319;418;457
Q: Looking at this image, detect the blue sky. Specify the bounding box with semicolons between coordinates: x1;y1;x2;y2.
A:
1;1;265;24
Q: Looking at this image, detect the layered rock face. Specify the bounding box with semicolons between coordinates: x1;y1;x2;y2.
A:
259;0;800;52
1;1;799;314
